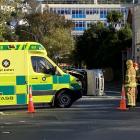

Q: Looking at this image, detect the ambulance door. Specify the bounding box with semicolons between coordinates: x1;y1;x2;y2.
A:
30;56;56;98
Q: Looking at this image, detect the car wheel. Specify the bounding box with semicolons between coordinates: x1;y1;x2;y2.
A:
55;91;73;108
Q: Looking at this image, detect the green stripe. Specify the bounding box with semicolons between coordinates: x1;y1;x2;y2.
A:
53;75;70;84
59;75;70;83
32;84;52;90
17;94;26;104
15;45;23;50
0;45;9;50
0;44;45;50
0;86;15;95
53;76;57;83
71;83;81;90
16;76;26;85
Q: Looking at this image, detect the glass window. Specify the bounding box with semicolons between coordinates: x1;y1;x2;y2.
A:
72;9;76;14
76;10;79;14
100;9;107;19
53;8;57;13
87;22;91;28
86;9;90;14
79;22;83;27
65;8;71;14
93;9;97;14
90;8;93;14
61;8;65;14
75;22;79;27
31;56;54;74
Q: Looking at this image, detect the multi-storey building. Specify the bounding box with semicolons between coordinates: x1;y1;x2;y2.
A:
36;0;134;35
35;0;140;66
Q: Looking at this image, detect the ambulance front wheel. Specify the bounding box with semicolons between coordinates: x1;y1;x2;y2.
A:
55;91;73;108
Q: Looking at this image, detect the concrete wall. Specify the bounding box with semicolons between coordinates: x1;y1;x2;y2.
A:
132;4;140;63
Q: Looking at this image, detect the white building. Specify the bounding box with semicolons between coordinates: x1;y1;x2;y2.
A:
36;1;133;35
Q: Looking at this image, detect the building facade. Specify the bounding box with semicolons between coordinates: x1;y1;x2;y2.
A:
36;3;132;35
131;4;140;63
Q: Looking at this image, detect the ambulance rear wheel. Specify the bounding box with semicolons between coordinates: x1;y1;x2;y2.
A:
55;91;73;108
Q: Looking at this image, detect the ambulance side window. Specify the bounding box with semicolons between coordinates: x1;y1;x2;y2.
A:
31;56;54;74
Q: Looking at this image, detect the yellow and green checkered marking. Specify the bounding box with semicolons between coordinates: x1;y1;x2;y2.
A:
0;74;81;105
0;42;81;106
0;75;27;105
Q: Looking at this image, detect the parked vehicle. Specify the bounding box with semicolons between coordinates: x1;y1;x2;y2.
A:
0;42;82;108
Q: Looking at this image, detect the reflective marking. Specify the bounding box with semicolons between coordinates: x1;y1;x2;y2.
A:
19;120;26;123
2;131;11;134
4;122;13;125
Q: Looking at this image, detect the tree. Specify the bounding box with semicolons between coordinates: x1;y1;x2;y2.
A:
74;11;132;80
107;10;123;28
23;12;73;42
15;12;74;62
0;0;24;40
43;27;74;62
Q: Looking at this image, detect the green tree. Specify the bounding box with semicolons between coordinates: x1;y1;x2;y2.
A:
0;0;24;40
16;12;74;62
107;10;123;28
74;11;132;79
43;27;74;62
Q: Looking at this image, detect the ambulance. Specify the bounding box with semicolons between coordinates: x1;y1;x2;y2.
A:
0;42;82;108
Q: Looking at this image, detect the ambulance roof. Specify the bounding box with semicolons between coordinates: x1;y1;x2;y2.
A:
0;42;45;51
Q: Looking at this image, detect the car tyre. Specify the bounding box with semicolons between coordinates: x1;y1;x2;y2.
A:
55;91;73;108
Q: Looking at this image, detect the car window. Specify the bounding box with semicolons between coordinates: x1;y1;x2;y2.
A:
31;56;54;74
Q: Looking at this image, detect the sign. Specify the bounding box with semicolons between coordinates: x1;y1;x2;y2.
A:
0;95;16;105
2;59;10;68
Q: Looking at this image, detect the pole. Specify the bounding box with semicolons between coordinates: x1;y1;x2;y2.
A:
122;51;124;83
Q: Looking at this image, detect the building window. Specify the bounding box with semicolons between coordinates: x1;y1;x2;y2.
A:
73;21;86;31
51;8;71;15
72;9;86;18
86;8;98;15
100;8;107;19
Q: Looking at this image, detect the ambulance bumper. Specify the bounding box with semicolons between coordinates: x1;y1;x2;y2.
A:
73;89;82;101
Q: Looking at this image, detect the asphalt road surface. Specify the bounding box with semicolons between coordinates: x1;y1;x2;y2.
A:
1;95;140;140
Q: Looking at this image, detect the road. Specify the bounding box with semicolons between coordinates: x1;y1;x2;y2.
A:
1;93;140;140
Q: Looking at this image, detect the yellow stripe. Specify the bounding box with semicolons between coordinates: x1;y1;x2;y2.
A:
16;85;27;94
19;44;23;50
0;76;16;85
0;95;16;105
53;84;70;90
125;83;137;87
25;43;30;50
27;95;53;103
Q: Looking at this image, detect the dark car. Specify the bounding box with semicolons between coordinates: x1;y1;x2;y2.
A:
65;68;87;95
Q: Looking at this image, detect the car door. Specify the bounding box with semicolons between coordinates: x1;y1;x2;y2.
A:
30;56;56;97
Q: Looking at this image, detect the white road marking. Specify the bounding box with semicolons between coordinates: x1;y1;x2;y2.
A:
2;131;11;134
0;112;5;115
19;120;26;123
